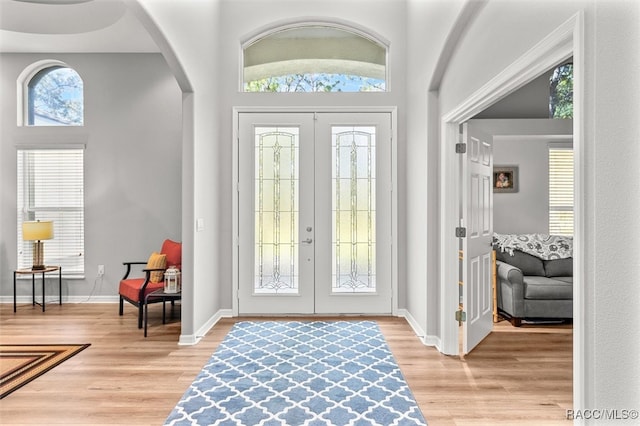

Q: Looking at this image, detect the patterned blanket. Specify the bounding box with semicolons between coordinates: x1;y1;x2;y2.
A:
493;233;573;260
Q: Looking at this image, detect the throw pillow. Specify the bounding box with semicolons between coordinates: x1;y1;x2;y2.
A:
495;249;545;276
160;239;182;271
544;257;573;277
146;252;167;283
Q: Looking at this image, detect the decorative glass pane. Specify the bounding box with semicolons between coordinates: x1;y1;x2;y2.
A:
332;126;376;293
254;127;299;294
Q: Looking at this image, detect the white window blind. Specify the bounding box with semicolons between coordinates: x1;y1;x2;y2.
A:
17;148;85;275
549;144;573;236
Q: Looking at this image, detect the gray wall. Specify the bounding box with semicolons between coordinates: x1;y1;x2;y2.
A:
492;137;550;234
471;119;573;235
0;53;182;302
475;67;560;119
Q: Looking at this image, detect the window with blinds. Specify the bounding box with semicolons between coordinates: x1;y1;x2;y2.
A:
548;144;573;236
17;148;85;275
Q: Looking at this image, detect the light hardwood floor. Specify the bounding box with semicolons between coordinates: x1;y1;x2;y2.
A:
0;303;572;425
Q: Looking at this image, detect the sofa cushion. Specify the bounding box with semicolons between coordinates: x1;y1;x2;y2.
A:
523;276;573;300
544;257;573;277
554;276;573;284
495;249;545;276
118;278;164;302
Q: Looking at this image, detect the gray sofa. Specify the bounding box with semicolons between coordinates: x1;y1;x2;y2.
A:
495;248;573;326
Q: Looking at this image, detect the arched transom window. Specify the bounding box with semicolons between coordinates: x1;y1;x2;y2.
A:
24;64;84;126
243;25;387;92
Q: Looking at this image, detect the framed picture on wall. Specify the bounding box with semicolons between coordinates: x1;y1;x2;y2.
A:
493;165;518;193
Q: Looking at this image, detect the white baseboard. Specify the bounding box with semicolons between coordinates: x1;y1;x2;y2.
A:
397;308;442;351
422;334;442;351
397;308;426;339
179;309;233;346
0;295;120;304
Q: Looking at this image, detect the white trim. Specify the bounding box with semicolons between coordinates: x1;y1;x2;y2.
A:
232;106;398;317
14;143;87;150
241;18;390;50
1;296;111;304
179;309;233;346
390;107;398;316
548;141;574;149
494;135;572;143
438;10;584;414
570;11;586;418
397;309;425;338
398;308;442;350
422;334;442;350
232;109;240;316
14;133;88;149
3;296;116;304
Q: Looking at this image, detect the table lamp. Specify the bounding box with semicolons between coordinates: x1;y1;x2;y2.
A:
22;220;54;270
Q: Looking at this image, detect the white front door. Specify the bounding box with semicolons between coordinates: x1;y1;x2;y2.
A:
238;112;392;315
461;121;494;354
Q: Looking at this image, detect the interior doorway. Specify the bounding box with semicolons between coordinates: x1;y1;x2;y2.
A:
439;11;583;405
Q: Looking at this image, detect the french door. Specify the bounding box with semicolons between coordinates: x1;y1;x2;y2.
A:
237;112;392;315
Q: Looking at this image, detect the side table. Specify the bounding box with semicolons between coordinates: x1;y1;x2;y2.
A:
144;289;181;337
14;266;62;313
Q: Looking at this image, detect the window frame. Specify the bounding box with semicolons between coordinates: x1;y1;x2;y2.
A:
548;142;574;236
17;145;86;278
240;21;390;93
17;59;84;127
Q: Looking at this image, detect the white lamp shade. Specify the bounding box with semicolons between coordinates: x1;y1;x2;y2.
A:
22;221;54;241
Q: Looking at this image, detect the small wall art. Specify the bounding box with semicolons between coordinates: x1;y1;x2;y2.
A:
493;165;518;193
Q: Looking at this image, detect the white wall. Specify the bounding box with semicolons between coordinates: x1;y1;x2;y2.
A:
134;0;222;343
436;0;640;419
406;0;467;342
0;53;182;302
591;0;640;415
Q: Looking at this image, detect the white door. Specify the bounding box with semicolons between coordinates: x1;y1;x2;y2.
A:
461;121;494;354
238;112;392;315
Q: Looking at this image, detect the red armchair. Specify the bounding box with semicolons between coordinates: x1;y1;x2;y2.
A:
118;239;182;328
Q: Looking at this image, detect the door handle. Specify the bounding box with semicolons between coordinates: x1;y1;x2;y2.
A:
301;238;313;244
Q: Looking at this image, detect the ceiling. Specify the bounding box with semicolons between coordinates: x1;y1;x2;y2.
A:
0;0;160;53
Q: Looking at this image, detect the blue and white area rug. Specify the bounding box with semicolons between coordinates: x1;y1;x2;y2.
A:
165;321;427;425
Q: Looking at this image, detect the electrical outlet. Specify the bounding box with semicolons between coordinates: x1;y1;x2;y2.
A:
98;265;105;276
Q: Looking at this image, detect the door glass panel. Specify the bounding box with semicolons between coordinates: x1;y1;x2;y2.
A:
332;126;376;293
254;127;299;294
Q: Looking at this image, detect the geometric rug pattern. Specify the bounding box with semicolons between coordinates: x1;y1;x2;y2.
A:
165;321;427;425
0;344;90;399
